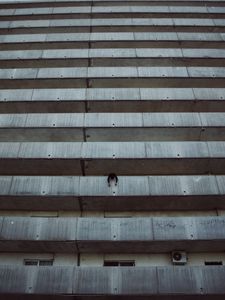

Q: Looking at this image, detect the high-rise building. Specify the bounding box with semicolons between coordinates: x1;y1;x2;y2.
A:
0;0;225;298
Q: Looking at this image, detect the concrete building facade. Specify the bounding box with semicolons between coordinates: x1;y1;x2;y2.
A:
0;0;225;298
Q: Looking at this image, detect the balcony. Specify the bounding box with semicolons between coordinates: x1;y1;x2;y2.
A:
0;266;225;298
0;217;225;253
0;175;224;211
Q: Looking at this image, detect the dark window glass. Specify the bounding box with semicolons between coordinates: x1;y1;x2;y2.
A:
104;261;119;266
24;259;53;266
24;259;38;266
205;261;223;266
104;260;135;267
119;261;135;266
39;260;54;266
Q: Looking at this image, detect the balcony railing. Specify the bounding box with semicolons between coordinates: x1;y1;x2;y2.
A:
0;266;225;297
0;216;225;252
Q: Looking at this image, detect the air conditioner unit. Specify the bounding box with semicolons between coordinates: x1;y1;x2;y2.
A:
171;251;187;265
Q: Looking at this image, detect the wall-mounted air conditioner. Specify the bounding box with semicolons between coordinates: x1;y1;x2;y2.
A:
171;251;187;265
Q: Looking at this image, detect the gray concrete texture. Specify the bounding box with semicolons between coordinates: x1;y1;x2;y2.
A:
0;216;225;252
0;175;224;211
0;265;225;295
1;88;225;101
1;67;225;79
1;48;225;60
1;18;225;29
0;141;224;175
0;0;225;297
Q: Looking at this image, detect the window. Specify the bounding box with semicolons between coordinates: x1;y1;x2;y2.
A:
205;261;223;266
104;260;135;267
39;260;54;266
24;259;38;266
24;259;53;266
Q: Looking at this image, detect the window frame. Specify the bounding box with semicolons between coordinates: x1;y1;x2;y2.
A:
103;260;135;267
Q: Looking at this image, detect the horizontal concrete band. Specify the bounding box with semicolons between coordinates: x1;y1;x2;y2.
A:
0;216;225;252
0;175;224;211
1;42;224;54
0;88;224;113
0;88;224;101
3;1;225;8
1;27;225;37
0;175;224;197
2;15;225;24
2;0;225;4
1;18;225;30
1;100;224;113
0;113;224;142
0;18;225;35
2;127;222;142
1;32;225;43
0;160;223;175
2;49;225;60
0;266;225;296
2;79;225;90
1;6;225;16
0;142;224;175
2;59;225;70
0;141;225;158
1;112;225;127
1;0;225;5
1;67;225;79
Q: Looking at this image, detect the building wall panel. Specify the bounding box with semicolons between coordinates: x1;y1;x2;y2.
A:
0;0;225;296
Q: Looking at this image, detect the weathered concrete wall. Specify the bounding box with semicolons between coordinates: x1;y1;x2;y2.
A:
0;266;225;296
1;252;225;267
0;0;225;297
0;175;224;211
0;216;225;252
